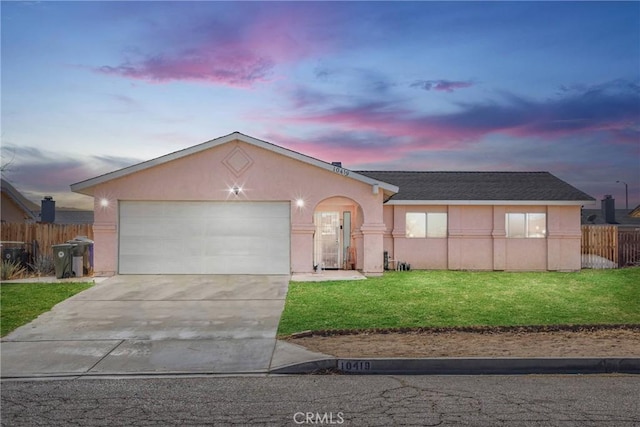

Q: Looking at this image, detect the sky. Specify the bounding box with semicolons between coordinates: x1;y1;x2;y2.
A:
1;1;639;210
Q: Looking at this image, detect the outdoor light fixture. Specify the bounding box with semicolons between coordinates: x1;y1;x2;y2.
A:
100;198;109;207
296;198;305;208
230;186;242;196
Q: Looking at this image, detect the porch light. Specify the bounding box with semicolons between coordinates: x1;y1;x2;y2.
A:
100;198;109;207
296;198;305;208
230;186;242;196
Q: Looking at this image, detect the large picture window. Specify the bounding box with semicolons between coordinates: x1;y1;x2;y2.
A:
506;213;546;238
406;212;447;238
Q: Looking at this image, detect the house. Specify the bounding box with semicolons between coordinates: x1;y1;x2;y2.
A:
71;132;595;276
35;207;95;225
581;197;640;229
1;178;38;223
0;180;94;225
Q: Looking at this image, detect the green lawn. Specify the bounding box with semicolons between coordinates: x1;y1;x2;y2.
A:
278;269;640;336
0;282;93;337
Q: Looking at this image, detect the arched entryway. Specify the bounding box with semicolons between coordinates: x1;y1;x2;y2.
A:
313;196;363;270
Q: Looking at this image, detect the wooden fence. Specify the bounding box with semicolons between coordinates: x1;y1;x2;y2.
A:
619;228;640;267
1;223;93;258
581;225;640;268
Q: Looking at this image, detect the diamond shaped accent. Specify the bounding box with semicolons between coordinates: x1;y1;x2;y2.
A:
222;146;254;176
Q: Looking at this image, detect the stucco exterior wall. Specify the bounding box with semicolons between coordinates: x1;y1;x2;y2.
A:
389;204;582;271
390;205;449;269
91;140;386;276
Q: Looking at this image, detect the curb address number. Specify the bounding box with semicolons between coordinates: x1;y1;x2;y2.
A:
338;360;372;372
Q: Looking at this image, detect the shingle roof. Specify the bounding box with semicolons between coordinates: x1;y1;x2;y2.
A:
358;171;595;202
582;208;640;227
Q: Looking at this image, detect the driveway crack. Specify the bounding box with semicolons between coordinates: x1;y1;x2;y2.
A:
84;340;125;374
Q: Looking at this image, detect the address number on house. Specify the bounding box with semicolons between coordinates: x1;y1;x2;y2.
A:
338;360;372;372
333;166;350;176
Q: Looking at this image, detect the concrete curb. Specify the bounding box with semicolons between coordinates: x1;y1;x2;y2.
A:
270;357;640;375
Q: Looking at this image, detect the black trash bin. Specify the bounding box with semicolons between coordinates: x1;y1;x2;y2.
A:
52;243;74;279
3;246;25;265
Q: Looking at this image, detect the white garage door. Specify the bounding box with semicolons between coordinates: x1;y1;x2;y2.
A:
119;201;290;274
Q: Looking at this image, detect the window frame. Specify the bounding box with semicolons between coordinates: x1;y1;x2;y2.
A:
505;212;547;238
405;212;448;238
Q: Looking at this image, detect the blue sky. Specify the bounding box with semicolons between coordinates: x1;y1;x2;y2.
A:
2;1;639;210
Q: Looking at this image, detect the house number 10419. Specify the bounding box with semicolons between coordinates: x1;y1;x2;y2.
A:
333;166;350;176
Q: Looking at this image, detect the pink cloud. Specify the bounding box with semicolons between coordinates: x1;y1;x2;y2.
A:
275;80;640;146
96;5;336;87
98;51;274;87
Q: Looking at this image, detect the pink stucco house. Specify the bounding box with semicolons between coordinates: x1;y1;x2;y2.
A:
71;132;595;276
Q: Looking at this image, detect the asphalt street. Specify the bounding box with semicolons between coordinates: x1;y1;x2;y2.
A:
2;374;638;426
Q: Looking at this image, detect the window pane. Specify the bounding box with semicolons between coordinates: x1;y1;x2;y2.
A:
427;213;447;238
506;213;525;238
527;213;546;238
406;213;426;238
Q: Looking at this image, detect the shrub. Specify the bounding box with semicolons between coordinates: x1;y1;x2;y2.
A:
1;260;27;281
28;255;56;276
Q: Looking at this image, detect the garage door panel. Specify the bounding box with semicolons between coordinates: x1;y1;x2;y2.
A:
204;237;266;256
119;201;290;274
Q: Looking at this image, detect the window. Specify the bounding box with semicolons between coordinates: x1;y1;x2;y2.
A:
506;213;546;238
406;212;447;238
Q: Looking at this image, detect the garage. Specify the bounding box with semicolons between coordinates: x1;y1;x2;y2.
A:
118;201;290;274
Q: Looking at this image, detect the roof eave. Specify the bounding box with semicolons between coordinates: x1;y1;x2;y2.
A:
386;199;597;206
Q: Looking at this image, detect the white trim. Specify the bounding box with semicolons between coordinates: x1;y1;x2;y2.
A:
386;200;596;206
71;132;398;196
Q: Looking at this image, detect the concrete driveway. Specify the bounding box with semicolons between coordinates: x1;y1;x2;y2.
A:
1;275;290;377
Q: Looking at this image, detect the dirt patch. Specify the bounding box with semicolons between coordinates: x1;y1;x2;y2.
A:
286;325;640;358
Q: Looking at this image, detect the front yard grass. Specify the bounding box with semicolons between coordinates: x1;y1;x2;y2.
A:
278;269;640;336
0;282;92;337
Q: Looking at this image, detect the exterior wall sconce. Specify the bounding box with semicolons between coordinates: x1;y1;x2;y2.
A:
230;186;242;196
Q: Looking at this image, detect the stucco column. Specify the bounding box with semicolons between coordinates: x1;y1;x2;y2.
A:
492;206;507;270
447;206;462;270
92;222;117;276
360;223;386;276
291;223;315;274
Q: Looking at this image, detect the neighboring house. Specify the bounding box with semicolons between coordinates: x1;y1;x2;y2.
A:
71;132;595;276
1;178;38;223
33;207;95;225
582;197;640;229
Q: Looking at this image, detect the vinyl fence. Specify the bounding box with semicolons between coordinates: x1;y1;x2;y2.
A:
581;225;640;268
0;222;93;258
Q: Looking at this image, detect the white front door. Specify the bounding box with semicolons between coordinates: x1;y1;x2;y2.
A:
119;201;290;274
314;212;341;269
